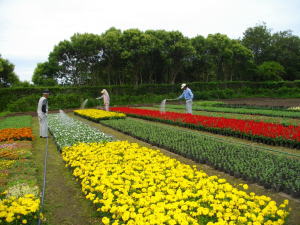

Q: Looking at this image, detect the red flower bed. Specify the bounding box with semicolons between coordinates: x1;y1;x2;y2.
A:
111;107;300;143
0;128;34;142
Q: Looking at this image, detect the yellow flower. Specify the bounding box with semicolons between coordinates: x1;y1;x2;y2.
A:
61;141;290;224
102;217;110;224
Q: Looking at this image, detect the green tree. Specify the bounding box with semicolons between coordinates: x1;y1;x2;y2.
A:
206;33;234;81
164;31;195;84
32;62;57;86
101;27;124;85
229;40;255;81
48;33;103;85
242;23;272;64
269;31;300;80
256;61;285;81
120;29;157;85
0;55;20;87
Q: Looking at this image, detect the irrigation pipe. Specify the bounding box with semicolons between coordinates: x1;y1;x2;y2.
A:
38;136;49;225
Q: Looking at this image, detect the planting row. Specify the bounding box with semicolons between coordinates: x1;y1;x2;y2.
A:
150;106;300;126
62;141;289;225
101;118;300;197
178;104;300;118
74;109;126;122
48;112;113;150
0;116;40;224
49;113;291;224
111;107;300;149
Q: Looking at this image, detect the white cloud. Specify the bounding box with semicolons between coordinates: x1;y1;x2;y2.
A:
0;0;299;81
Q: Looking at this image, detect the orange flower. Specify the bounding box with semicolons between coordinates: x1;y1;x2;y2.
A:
0;128;33;142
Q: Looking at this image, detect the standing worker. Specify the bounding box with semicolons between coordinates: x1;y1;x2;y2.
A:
37;90;49;138
177;83;194;114
96;89;110;111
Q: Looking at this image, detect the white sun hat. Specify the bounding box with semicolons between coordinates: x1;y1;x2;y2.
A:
181;83;187;89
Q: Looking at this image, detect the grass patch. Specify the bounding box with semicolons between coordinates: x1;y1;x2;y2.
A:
0;115;32;129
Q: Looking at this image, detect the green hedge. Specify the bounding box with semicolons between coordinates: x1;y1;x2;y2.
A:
1;81;300;112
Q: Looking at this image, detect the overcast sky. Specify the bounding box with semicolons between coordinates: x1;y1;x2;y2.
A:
0;0;299;82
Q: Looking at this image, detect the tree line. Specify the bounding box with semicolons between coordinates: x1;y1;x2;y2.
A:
1;23;300;88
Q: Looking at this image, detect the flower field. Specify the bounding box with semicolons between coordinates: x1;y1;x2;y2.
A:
41;111;295;224
74;109;126;121
48;112;113;150
0;116;40;224
62;141;290;225
111;107;300;148
0;128;33;142
101;118;300;197
164;104;300;118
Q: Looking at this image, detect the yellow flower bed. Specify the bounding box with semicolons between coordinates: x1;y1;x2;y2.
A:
0;194;40;224
74;109;126;120
62;141;289;225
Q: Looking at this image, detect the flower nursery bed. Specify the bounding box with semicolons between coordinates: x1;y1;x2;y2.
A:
146;105;300;126
100;118;300;197
0;115;40;224
48;112;113;150
61;141;290;225
74;109;126;122
111;107;300;149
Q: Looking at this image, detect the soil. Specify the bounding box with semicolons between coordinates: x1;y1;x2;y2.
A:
221;98;300;107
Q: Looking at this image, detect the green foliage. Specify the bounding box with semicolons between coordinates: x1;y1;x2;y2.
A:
101;118;300;196
1;81;300;112
256;61;285;81
0;55;20;87
0;115;32;129
165;104;300;118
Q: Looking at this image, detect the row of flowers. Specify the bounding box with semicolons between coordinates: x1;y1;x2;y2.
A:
48;112;113;150
62;141;290;225
0;115;40;224
111;107;300;148
74;109;126;121
0;128;33;142
47;113;291;224
101;118;300;197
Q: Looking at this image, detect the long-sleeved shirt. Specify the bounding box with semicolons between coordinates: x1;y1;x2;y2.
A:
37;97;48;115
96;93;110;104
178;88;194;100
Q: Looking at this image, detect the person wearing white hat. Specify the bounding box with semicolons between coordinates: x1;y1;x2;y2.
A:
37;90;49;138
96;89;110;111
177;83;194;114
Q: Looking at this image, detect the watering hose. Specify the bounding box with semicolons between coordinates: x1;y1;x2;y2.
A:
38;136;49;225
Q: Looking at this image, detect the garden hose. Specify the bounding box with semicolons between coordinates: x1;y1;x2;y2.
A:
38;136;49;225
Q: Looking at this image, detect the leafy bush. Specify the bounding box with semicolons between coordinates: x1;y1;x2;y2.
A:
256;61;285;81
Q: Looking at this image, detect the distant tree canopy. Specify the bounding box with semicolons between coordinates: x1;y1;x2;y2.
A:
0;55;20;87
32;24;300;86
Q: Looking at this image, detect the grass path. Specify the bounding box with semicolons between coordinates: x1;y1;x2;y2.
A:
70;113;300;225
32;118;100;225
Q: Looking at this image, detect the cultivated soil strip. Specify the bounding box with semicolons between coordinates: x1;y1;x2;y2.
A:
70;113;300;225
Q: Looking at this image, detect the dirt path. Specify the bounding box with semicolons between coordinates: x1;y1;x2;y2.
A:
69;113;300;225
32;118;99;225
